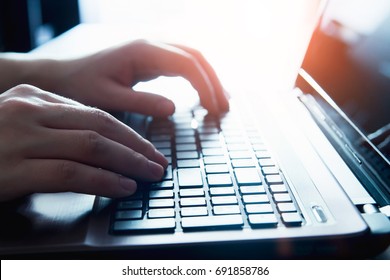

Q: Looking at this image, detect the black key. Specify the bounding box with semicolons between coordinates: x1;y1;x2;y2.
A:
113;218;176;233
162;165;173;180
117;200;142;210
150;180;174;189
248;214;278;228
149;190;174;199
181;214;244;230
115;210;143;220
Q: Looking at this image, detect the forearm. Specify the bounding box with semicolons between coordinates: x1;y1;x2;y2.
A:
0;53;65;94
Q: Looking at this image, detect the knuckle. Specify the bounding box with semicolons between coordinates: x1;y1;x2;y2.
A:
92;108;117;134
56;161;77;185
82;130;106;155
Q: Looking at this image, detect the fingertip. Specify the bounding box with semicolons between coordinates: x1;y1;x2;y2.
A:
155;99;175;117
119;177;137;196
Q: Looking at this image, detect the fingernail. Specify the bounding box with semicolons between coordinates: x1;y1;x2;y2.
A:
119;177;137;194
156;100;175;116
148;160;164;179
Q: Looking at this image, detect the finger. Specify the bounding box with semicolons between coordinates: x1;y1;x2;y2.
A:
25;129;165;182
128;41;220;114
171;44;230;112
17;159;139;198
99;84;176;117
38;103;168;168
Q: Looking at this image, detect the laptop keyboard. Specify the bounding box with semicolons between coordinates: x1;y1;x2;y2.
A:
111;106;304;234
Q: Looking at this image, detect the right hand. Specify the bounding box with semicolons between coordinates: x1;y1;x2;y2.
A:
0;84;168;202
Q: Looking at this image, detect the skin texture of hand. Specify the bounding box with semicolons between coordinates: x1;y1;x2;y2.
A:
0;84;168;202
49;40;229;116
0;40;228;202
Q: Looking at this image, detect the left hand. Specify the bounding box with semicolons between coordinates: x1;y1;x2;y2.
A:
53;40;229;116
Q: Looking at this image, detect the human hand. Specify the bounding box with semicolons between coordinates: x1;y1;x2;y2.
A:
0;85;168;202
53;40;229;116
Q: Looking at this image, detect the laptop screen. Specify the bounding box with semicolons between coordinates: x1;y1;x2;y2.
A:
300;0;390;161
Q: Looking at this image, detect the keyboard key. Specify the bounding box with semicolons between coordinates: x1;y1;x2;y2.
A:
162;165;173;180
118;200;142;210
150;135;171;141
213;205;241;215
148;208;175;219
240;185;265;194
203;156;226;165
149;190;174;199
229;151;252;159
176;144;197;151
180;197;206;207
115;210;143;220
270;184;287;193
242;194;269;204
277;203;297;212
209;187;235;196
252;144;267;151
261;166;279;175
273;193;292;203
175;129;195;137
211;196;238;205
224;136;245;144
248;214;278;228
181;207;208;217
266;174;283;184
149;199;175;208
113;218;176;233
150;180;174;189
255;151;271;159
226;143;249;151
258;158;275;167
205;164;229;174
199;134;220;141
200;141;221;148
177;168;203;187
177;159;200;168
158;148;171;156
202;148;224;156
231;159;256;167
181;214;243;230
281;212;303;227
234;168;262;185
245;204;274;214
207;174;233;186
179;188;205;197
152;141;171;149
176;136;196;144
177;151;198;159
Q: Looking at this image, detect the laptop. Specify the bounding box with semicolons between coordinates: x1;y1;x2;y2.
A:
1;0;389;259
